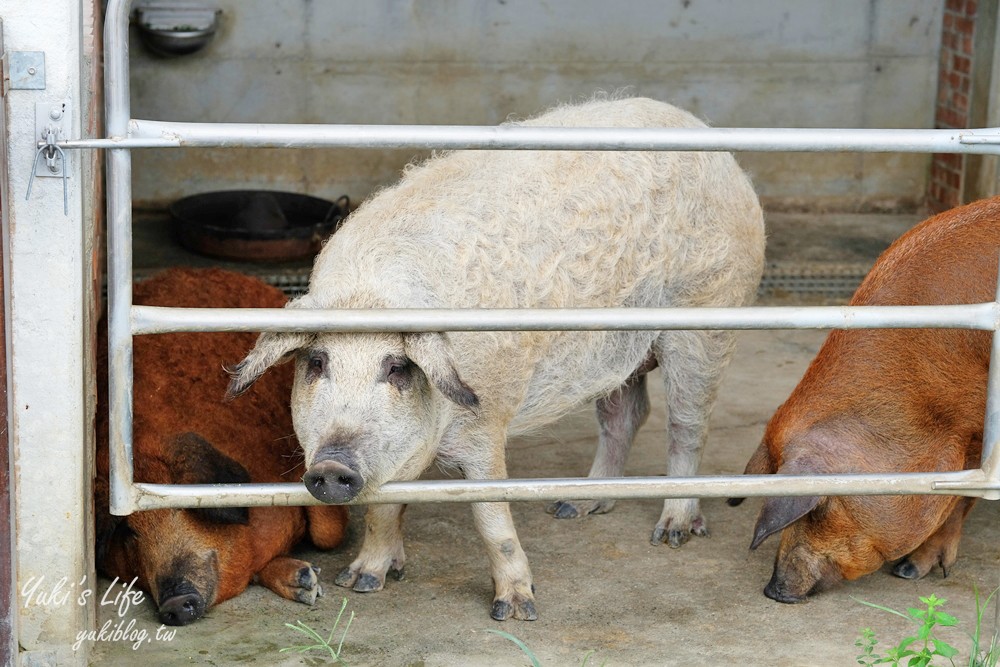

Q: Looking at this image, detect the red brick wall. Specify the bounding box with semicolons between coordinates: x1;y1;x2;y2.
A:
929;0;978;211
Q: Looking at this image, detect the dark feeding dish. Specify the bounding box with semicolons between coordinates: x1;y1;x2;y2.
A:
170;190;349;262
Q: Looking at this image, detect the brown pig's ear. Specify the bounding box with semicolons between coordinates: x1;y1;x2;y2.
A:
169;433;252;525
728;442;776;507
403;332;480;414
750;495;821;550
225;295;316;399
743;442;776;475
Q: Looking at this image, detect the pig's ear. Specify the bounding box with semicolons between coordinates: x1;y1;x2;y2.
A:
94;475;126;565
750;495;821;550
169;433;252;525
403;332;480;414
749;455;827;549
727;441;776;507
225;295;316;399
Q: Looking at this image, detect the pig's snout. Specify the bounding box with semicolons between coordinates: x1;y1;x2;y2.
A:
304;460;364;503
158;590;206;626
763;570;808;604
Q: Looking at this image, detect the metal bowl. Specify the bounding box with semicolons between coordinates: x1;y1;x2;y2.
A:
170;190;349;262
134;3;221;57
137;26;217;57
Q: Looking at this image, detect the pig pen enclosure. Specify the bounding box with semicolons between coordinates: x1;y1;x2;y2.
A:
8;0;1000;665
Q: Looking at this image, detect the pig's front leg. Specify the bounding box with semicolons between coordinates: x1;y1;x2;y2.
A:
255;557;323;605
461;444;537;621
334;504;406;593
893;496;976;580
472;501;537;621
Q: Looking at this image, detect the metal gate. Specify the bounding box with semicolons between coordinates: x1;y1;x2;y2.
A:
73;0;1000;517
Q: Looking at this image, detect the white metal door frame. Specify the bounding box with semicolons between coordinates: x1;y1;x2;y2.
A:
89;0;1000;517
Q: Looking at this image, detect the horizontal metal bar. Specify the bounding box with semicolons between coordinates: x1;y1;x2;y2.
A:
131;303;999;335
129;470;990;511
56;121;1000;154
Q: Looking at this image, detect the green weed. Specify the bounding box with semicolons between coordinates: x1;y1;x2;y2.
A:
486;628;605;666
280;596;355;663
854;589;1000;667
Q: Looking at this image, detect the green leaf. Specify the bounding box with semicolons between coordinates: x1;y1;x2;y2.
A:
931;639;958;658
934;612;957;627
284;621;326;644
853;597;913;621
486;629;543;667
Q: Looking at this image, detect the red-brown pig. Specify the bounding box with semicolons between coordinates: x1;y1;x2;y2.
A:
96;268;349;625
732;197;1000;603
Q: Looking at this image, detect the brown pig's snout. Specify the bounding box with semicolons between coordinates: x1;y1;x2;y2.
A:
159;590;206;626
762;569;809;604
157;578;207;626
304;458;364;504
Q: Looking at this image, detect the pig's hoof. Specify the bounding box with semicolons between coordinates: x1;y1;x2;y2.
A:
294;584;322;605
293;565;323;605
650;526;709;548
491;597;538;622
257;557;324;605
892;559;922;580
335;563;403;592
353;573;384;593
297;565;319;588
546;499;614;518
651;517;710;548
334;567;359;588
334;566;382;593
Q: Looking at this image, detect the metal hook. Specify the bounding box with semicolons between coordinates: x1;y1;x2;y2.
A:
25;136;69;216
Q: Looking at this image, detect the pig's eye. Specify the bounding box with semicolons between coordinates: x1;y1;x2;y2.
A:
382;355;412;389
305;352;327;381
114;519;137;543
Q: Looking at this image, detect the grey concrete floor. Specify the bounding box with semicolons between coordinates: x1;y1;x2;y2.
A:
91;209;1000;665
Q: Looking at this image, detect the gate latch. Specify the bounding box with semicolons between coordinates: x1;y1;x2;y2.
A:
26;100;71;215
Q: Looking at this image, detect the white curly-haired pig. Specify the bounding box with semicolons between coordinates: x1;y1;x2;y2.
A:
228;96;765;621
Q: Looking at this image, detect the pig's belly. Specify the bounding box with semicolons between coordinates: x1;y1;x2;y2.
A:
506;329;658;436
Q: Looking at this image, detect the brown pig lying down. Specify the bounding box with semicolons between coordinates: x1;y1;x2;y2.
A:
95;268;349;625
732;196;1000;603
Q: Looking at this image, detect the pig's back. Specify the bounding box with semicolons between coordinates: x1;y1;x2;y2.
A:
313;97;763;312
308;97;764;429
853;196;1000;307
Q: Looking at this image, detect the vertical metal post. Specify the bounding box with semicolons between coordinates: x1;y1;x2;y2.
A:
980;255;1000;497
104;0;135;515
984;257;1000;653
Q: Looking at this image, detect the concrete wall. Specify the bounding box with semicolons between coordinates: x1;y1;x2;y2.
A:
129;0;945;211
3;0;100;664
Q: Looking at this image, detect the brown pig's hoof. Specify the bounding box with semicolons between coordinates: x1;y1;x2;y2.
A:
892;559;922;580
257;558;325;605
491;597;538;622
